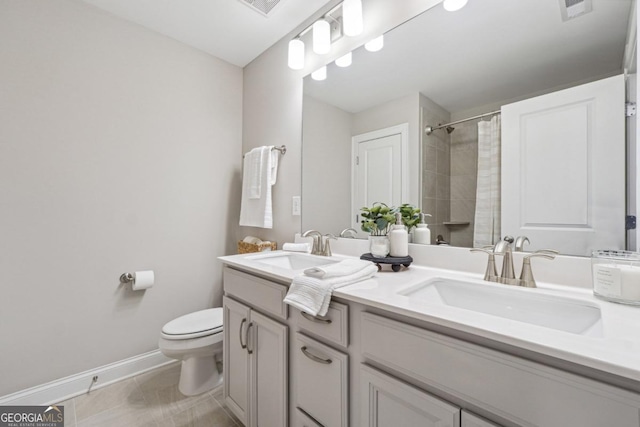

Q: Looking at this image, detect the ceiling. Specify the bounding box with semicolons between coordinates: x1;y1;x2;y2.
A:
304;0;634;114
80;0;332;67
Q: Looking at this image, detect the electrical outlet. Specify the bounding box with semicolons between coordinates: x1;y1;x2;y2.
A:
292;196;301;216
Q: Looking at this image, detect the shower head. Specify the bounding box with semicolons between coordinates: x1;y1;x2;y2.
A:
446;126;455;134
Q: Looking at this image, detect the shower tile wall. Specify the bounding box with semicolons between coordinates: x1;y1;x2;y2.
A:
449;120;478;247
421;107;450;244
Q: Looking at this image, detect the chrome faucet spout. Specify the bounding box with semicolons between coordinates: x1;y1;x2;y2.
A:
302;230;324;255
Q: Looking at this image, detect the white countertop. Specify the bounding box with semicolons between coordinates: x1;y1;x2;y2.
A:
219;250;640;384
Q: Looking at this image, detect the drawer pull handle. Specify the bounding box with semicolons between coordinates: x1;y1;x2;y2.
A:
239;318;247;350
246;322;254;355
301;311;332;324
301;346;332;364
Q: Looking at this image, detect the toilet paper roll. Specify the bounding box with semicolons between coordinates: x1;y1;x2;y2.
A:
132;270;154;290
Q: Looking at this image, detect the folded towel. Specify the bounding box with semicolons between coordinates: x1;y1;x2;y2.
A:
239;145;277;228
304;258;372;279
282;242;311;253
284;264;378;316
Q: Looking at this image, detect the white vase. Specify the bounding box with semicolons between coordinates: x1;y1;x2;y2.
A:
369;235;390;258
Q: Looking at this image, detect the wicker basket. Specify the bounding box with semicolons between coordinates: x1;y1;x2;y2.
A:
238;240;277;254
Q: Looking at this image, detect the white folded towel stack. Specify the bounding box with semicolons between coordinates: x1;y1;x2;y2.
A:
282;242;311;253
304;258;372;279
283;261;377;317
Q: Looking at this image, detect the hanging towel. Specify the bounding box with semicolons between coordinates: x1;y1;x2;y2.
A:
304;258;372;279
239;146;279;228
283;264;378;316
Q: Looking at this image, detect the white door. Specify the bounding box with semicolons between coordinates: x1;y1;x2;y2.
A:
501;74;625;256
352;124;409;235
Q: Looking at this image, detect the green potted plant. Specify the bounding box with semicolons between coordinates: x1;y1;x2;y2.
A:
360;202;396;257
396;204;421;235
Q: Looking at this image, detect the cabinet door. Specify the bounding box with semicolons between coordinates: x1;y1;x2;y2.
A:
250;310;288;427
360;364;460;427
462;411;502;427
295;333;349;427
223;296;251;426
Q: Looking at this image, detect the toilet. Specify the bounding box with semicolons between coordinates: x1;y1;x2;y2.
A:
158;308;224;396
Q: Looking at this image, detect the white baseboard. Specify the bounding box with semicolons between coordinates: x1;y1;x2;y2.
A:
0;350;176;406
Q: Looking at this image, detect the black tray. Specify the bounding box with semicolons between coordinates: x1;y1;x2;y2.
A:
360;253;413;272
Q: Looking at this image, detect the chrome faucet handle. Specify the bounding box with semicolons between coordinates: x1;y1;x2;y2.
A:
302;230;323;255
470;248;498;282
514;236;530;252
519;252;556;288
323;234;337;256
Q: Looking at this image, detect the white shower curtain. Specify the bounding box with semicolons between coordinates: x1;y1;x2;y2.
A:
473;115;501;247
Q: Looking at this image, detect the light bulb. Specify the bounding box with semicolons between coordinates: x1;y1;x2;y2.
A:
311;66;327;81
287;39;304;70
313;19;331;55
335;52;352;67
342;0;363;37
443;0;468;12
365;35;384;52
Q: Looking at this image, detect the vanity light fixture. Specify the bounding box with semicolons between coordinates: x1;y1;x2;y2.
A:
312;19;331;54
335;52;353;67
443;0;469;12
342;0;363;36
287;39;305;70
364;35;384;52
311;66;327;81
287;0;363;70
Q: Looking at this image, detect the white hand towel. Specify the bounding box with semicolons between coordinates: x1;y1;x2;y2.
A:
282;242;311;253
239;146;277;228
244;147;265;199
270;149;279;185
304;258;372;279
283;264;378;317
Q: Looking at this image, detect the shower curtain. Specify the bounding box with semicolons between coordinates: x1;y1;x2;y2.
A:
473;115;501;247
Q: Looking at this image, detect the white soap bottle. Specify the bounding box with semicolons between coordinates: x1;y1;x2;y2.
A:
389;212;409;257
413;213;432;245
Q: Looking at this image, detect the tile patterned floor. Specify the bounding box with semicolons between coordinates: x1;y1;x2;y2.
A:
57;363;241;427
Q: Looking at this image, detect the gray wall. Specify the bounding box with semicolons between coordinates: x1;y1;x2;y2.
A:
0;0;243;396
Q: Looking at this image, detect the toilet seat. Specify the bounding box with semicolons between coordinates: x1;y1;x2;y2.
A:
161;308;223;340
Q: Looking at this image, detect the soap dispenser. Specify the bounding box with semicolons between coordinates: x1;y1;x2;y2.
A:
389;212;409;257
413;213;432;245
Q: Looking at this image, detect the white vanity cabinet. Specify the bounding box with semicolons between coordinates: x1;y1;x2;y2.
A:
222;267;288;427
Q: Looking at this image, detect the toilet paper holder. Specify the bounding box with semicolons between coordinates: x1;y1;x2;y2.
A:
120;273;134;283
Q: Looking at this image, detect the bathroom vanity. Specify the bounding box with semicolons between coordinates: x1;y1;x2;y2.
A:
219;248;640;427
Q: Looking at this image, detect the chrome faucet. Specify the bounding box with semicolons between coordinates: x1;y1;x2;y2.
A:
471;237;557;287
339;228;358;238
514;235;530;252
302;230;325;256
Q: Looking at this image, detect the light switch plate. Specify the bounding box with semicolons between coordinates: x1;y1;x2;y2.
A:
292;196;301;216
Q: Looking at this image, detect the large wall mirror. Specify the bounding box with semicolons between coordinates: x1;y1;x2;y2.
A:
302;0;636;256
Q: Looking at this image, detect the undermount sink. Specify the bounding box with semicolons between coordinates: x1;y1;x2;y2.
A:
399;277;602;335
247;252;338;270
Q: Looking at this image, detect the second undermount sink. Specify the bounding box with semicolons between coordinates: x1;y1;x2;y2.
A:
246;252;338;270
399;277;602;335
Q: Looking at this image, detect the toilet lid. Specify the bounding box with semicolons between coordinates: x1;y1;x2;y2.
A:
162;308;223;339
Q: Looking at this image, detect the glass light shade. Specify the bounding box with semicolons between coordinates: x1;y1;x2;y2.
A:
313;19;331;55
443;0;468;12
311;66;327;81
335;52;353;67
287;39;305;70
342;0;363;37
365;35;384;52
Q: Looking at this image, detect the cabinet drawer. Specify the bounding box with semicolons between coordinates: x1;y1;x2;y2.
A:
294;408;323;427
294;333;348;427
293;301;348;348
361;312;640;427
223;266;288;320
